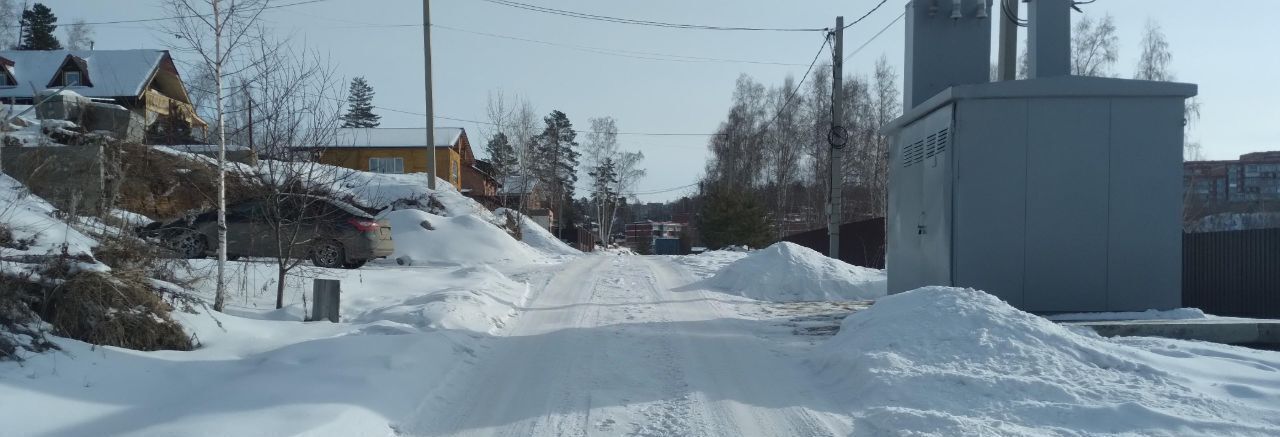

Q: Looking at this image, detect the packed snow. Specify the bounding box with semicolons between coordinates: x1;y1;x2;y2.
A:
814;287;1280;436
1047;307;1212;321
670;249;749;279
693;242;886;301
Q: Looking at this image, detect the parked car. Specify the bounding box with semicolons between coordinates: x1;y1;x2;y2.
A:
139;194;393;268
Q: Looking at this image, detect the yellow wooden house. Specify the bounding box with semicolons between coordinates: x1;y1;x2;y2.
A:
315;127;471;189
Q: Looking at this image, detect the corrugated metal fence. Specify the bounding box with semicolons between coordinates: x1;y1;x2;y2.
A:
1183;228;1280;318
780;218;886;269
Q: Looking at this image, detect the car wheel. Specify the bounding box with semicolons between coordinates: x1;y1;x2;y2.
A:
342;259;368;269
311;241;345;269
171;231;208;259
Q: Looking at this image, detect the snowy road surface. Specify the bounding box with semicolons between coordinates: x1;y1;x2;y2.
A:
398;254;851;436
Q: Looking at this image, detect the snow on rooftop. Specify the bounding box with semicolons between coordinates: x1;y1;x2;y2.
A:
323;127;465;148
0;50;167;99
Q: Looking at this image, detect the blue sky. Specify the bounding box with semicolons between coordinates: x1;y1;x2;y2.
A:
35;0;1280;202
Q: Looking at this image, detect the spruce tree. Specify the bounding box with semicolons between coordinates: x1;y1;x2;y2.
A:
485;132;518;180
697;188;772;250
18;3;60;50
340;76;380;128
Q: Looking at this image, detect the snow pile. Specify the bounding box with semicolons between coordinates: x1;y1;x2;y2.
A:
349;265;530;335
697;242;885;301
386;209;545;266
494;207;579;256
815;287;1280;436
0;174;97;259
670;249;749;279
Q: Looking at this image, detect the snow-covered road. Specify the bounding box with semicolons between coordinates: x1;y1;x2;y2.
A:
399;254;851;436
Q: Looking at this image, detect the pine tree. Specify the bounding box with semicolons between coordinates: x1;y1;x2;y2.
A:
485;132;518;180
18;3;60;50
340;77;380;128
532;110;580;236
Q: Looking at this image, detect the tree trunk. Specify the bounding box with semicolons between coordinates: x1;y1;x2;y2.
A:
276;263;287;309
212;0;228;313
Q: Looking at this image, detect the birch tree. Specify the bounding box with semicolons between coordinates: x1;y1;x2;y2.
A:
164;0;269;312
1133;19;1202;160
1071;14;1119;77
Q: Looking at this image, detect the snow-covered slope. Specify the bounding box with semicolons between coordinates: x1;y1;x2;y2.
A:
696;242;885;301
0;174;97;259
814;287;1280;436
494;208;579;256
387;209;546;266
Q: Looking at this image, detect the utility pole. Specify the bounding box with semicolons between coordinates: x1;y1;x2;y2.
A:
245;84;254;154
422;0;437;190
997;0;1019;81
827;16;845;260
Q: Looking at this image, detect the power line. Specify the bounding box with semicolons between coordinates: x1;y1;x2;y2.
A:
431;24;810;67
754;35;830;135
843;0;889;29
844;11;906;61
475;0;827;32
632;182;699;195
0;0;331;28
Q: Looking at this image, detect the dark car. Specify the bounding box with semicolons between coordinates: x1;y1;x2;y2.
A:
140;194;394;268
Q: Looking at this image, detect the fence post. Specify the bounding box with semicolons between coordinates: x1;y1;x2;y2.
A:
312;279;341;323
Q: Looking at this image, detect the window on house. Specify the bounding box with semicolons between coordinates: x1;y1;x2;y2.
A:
451;160;459;182
64;71;82;86
369;157;404;174
0;73;13;87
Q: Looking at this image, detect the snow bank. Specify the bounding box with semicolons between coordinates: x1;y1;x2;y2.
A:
696;242;885;301
815;287;1280;436
0;174;96;259
349;265;530;335
494;207;579;256
387;209;544;266
670;249;749;279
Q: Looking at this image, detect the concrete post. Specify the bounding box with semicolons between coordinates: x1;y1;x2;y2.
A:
1028;0;1071;78
312;279;341;323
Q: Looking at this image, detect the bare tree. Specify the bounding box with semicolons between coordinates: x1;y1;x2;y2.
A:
1071;13;1119;77
0;0;18;50
64;19;92;50
233;40;351;309
1133;19;1202;160
163;0;269;312
1134;20;1173;82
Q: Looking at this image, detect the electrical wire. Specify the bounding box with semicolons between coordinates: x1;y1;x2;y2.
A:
631;182;700;195
755;35;830;135
0;0;331;28
1001;0;1029;27
843;0;889;29
430;24;810;67
475;0;827;32
844;11;905;62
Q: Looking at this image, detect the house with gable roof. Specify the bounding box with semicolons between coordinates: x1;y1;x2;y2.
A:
0;49;206;133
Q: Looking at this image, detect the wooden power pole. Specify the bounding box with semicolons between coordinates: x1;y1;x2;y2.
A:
423;0;437;190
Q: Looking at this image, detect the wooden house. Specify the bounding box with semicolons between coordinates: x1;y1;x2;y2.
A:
315;127;499;194
0;49;206;131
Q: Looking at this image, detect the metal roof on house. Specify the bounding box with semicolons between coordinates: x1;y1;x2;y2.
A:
0;49;167;99
324;127;464;148
499;175;538;195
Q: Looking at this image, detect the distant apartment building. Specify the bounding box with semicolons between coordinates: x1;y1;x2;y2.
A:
625;221;682;250
1185;152;1280;204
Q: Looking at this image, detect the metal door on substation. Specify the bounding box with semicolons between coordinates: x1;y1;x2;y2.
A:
919;105;954;288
